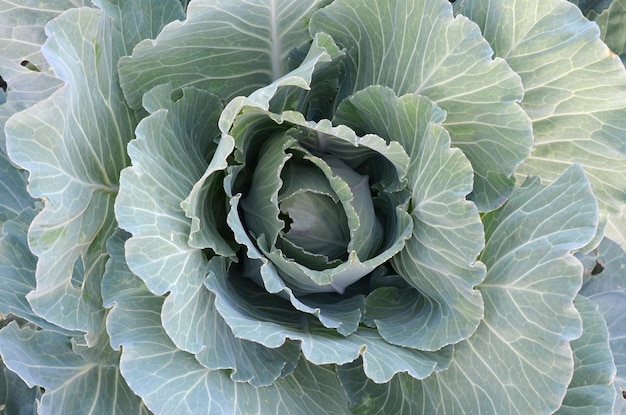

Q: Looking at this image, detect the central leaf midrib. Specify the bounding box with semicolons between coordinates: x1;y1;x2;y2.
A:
269;0;282;80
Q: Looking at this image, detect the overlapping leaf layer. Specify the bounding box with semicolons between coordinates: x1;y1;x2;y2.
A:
0;0;625;414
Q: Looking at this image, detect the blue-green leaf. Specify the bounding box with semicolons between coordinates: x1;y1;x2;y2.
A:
334;86;486;351
119;0;331;110
310;0;533;210
116;84;222;351
0;0;90;72
580;237;626;414
417;164;598;414
556;296;616;415
4;1;183;334
458;0;626;247
103;233;352;415
0;321;150;415
204;259;452;383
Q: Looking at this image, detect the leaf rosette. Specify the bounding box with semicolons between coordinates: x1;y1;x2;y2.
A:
1;0;623;413
114;0;493;394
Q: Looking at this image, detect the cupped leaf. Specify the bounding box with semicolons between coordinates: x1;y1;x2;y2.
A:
116;84;224;353
204;259;453;384
310;0;533;210
103;235;352;415
5;8;129;334
416;164;598;414
556;296;616;415
0;321;150;415
119;0;331;110
334;86;486;351
580;237;626;414
103;229;299;388
4;1;184;335
457;0;626;246
225;107;412;297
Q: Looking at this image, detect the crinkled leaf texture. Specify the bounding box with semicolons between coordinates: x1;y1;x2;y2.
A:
556;295;616;415
4;1;184;335
103;230;353;415
0;320;151;415
333;86;486;351
310;0;533;211
339;165;598;414
579;238;626;414
119;0;332;109
458;0;626;247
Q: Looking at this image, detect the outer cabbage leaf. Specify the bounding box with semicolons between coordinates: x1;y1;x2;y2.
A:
0;57;62;150
0;147;32;226
408;165;598;414
0;208;71;332
0;320;151;415
119;0;332;110
0;0;90;72
4;2;183;334
0;330;39;415
580;238;626;414
337;165;598;413
310;0;533;210
333;86;486;351
556;296;616;415
457;0;626;247
0;57;57;225
115;84;303;387
115;84;223;351
103;231;353;415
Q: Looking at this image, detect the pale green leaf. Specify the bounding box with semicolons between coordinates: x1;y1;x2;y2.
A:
0;57;56;224
4;1;183;334
556;296;616;415
0;0;90;72
417;164;598;414
0;209;46;329
103;238;352;415
580;238;626;414
116;84;222;352
119;0;331;110
310;0;533;210
0;335;39;415
334;86;486;351
458;0;626;245
0;322;150;415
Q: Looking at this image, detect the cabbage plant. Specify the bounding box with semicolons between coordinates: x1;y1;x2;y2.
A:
1;0;626;413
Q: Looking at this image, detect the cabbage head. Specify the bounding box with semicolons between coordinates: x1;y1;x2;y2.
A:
0;0;626;414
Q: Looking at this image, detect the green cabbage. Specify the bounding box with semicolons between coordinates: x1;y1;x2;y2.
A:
0;0;625;413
